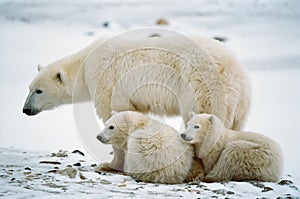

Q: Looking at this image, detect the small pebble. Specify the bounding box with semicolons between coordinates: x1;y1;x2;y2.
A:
262;187;274;192
156;18;169;25
102;22;109;28
148;33;161;38
100;179;112;184
73;162;81;167
72;150;85;156
278;179;293;185
213;36;227;42
79;172;87;180
24;167;31;171
118;183;126;187
39;161;61;165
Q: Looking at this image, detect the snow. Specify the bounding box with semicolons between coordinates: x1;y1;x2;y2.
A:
0;0;300;198
0;148;298;198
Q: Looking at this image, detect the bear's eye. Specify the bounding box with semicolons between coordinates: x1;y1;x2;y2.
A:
109;125;114;130
194;125;200;129
35;89;43;94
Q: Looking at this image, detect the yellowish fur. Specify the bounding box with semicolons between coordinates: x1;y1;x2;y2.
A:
97;111;204;184
182;112;283;182
24;35;251;170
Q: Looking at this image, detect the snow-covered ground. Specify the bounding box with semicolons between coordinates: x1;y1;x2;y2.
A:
0;0;300;198
0;147;298;198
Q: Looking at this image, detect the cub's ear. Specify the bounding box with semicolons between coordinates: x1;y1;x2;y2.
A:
130;114;150;128
37;64;43;72
55;70;67;83
188;111;197;120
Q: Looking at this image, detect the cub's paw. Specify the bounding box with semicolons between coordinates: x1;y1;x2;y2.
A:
203;175;217;183
94;162;124;174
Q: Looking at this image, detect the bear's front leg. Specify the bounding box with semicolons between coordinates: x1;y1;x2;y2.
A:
94;146;125;174
185;157;205;182
110;146;125;171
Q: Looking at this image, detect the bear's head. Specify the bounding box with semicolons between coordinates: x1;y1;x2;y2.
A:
181;112;223;158
97;111;151;150
23;60;76;116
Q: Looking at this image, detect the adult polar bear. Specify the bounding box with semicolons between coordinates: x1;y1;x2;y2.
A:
23;31;251;171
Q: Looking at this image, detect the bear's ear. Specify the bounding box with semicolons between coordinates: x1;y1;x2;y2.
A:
55;70;66;84
37;64;43;72
188;111;197;120
135;117;150;128
130;113;150;128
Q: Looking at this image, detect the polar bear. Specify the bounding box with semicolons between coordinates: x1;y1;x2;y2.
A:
181;112;283;182
23;33;251;171
96;111;204;184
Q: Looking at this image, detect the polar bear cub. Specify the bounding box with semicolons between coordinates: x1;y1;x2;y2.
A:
181;112;283;182
97;111;204;184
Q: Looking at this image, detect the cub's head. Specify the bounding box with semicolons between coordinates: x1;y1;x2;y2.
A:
96;111;151;149
23;62;74;116
181;112;216;144
181;112;223;158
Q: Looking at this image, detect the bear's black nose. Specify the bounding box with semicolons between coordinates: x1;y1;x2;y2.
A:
23;108;32;115
180;134;186;139
96;135;102;142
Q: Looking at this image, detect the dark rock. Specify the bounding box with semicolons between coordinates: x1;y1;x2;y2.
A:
24;167;31;171
103;22;109;28
262;186;274;192
73;162;81;167
213;36;227;42
72;150;85;156
278;179;293;185
79;172;86;180
149;33;161;38
47;170;57;173
39;161;61;165
276;194;296;199
90;164;97;167
290;185;298;190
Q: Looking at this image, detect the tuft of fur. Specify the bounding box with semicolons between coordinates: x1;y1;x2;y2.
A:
182;112;283;182
97;111;204;184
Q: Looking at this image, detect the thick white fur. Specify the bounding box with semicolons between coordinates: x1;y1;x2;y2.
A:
24;35;251;170
182;112;283;182
97;111;204;184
